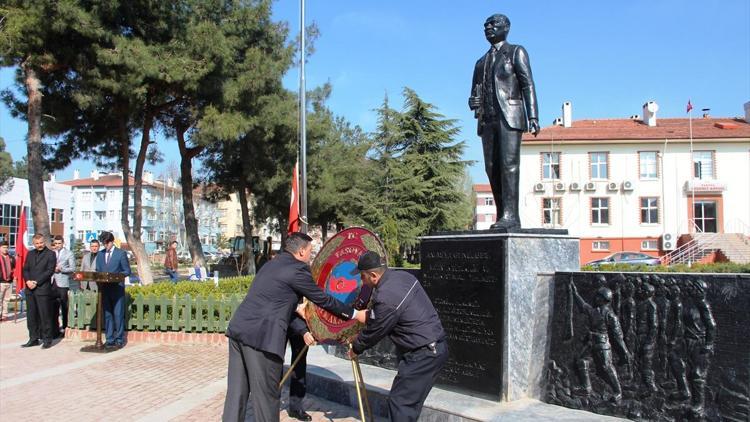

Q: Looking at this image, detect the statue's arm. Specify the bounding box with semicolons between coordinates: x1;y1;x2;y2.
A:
514;46;539;127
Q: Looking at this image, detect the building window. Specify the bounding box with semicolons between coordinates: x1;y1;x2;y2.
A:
81;211;92;221
640;197;659;224
484;197;494;206
639;151;658;179
95;211;106;221
592;240;610;251
591;198;609;225
541;152;560;180
641;239;658;250
484;214;494;223
77;230;84;240
692;151;714;179
542;198;561;225
81;191;92;201
693;200;718;233
95;192;106;201
589;152;608;179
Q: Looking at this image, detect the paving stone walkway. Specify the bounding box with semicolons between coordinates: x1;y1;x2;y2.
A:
0;320;365;421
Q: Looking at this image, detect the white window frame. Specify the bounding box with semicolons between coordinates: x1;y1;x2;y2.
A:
542;198;561;225
591;197;610;225
592;240;610;251
590;152;608;180
641;239;658;250
640;197;659;224
692;151;714;180
639;151;658;179
542;152;560;180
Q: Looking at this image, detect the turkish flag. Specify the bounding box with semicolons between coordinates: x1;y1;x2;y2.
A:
14;206;28;295
686;100;693;113
288;161;300;234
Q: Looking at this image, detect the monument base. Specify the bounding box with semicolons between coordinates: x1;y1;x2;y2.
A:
420;231;579;401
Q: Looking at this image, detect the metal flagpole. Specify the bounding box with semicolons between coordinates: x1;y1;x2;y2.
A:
689;107;694;233
299;0;308;234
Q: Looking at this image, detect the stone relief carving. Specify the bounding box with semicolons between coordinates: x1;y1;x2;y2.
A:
546;273;749;421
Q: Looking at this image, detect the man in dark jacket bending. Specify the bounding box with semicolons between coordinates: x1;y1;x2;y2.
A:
222;232;358;422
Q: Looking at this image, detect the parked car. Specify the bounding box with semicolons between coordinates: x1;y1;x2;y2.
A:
586;252;661;268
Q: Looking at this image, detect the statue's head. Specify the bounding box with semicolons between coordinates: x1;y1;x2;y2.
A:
638;282;655;299
691;278;708;299
484;14;510;44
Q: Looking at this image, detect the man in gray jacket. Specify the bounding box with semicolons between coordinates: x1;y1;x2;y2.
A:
79;239;100;292
51;235;76;336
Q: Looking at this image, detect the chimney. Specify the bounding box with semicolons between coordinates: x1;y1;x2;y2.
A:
91;169;100;180
144;171;154;184
702;108;710;119
73;169;80;180
629;114;640;120
744;101;750;123
562;101;572;128
642;101;659;127
49;174;56;183
552;117;563;126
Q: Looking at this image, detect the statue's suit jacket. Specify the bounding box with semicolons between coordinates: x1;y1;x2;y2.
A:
471;42;538;135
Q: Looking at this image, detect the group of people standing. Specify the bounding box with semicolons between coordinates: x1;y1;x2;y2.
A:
10;231;131;350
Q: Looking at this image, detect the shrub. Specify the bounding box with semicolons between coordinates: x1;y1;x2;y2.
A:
126;275;253;299
580;262;750;273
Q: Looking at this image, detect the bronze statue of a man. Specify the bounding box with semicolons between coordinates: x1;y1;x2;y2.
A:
469;13;539;230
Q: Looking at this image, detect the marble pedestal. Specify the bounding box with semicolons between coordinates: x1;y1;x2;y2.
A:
420;231;579;401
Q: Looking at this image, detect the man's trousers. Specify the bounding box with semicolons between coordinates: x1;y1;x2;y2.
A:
26;291;54;342
223;338;283;422
389;340;449;422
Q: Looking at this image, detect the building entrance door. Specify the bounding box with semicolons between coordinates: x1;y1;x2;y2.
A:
693;200;718;233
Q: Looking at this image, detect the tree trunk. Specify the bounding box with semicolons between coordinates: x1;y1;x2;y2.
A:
238;186;256;275
176;128;205;267
126;110;155;285
23;62;51;240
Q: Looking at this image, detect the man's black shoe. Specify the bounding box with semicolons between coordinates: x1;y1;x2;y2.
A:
104;343;122;350
288;410;312;421
21;339;41;348
41;341;53;349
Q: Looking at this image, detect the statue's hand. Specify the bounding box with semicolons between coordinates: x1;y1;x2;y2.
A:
529;118;540;136
468;96;481;110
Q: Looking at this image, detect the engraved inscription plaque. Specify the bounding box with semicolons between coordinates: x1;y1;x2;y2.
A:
421;237;505;398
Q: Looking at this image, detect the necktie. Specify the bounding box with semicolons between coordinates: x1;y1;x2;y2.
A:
106;250;111;265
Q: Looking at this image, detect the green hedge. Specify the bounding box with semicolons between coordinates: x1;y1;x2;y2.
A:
125;276;254;299
580;262;750;273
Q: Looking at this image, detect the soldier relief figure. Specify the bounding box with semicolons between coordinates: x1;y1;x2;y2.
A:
548;274;722;420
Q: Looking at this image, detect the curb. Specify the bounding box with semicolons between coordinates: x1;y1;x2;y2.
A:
65;328;228;345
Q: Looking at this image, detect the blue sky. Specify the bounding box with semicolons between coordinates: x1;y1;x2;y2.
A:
1;0;748;184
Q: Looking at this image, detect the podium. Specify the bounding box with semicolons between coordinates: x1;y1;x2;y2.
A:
73;271;125;353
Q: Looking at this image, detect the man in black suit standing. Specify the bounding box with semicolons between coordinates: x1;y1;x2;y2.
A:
222;232;358;422
469;13;539;230
21;234;57;349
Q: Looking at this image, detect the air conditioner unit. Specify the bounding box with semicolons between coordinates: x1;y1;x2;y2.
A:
533;183;545;192
622;180;634;191
569;182;581;191
607;181;619;191
661;233;677;250
584;182;596;191
554;182;566;192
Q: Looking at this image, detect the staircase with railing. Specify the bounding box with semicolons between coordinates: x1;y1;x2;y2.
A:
661;231;750;265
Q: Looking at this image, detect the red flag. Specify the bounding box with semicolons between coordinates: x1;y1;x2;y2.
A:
13;206;28;295
686;100;693;113
288;161;300;234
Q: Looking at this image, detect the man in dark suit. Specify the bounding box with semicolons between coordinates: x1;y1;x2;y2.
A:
21;233;57;348
222;232;358;422
0;241;16;321
95;231;131;349
469;13;539;230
